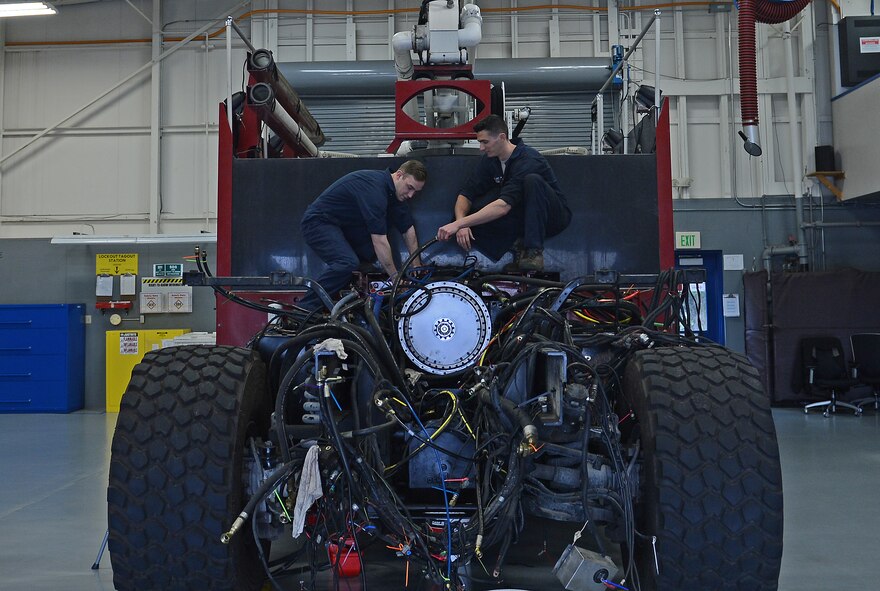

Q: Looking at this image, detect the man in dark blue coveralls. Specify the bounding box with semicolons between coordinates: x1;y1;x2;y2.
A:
436;115;571;271
299;160;428;310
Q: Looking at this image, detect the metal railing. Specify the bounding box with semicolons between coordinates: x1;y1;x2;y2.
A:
591;9;661;155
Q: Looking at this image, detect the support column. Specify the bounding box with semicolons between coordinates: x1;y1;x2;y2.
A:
673;9;689;198
149;0;162;234
266;0;278;54
306;0;314;61
608;0;619;51
784;20;808;267
549;0;560;58
799;7;818;170
511;0;519;59
715;11;732;198
346;0;356;61
388;0;395;60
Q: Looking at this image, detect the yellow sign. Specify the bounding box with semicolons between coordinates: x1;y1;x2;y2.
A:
96;253;138;276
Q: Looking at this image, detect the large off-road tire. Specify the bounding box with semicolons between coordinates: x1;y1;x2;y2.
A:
107;345;269;591
622;346;783;590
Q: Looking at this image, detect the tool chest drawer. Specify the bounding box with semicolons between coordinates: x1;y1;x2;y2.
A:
0;304;85;413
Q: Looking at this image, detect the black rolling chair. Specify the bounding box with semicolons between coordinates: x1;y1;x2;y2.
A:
800;336;861;417
850;333;880;411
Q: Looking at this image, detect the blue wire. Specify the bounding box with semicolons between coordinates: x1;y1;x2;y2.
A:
601;579;630;591
327;387;343;411
372;292;383;318
399;394;454;579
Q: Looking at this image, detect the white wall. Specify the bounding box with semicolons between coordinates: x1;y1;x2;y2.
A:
0;0;834;238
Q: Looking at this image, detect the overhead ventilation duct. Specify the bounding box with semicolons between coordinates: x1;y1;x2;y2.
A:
247;83;319;158
737;0;811;155
248;49;326;147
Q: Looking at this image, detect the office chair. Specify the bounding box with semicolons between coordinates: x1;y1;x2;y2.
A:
850;333;880;411
800;336;861;417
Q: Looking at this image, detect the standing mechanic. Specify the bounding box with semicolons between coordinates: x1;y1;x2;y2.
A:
298;160;428;310
436;115;571;271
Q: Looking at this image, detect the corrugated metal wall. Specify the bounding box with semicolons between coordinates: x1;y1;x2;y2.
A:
306;91;618;156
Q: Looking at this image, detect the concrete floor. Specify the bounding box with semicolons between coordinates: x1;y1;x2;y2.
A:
0;408;877;591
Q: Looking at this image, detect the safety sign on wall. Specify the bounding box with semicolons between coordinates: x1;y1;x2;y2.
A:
120;332;139;355
97;253;138;276
153;263;183;277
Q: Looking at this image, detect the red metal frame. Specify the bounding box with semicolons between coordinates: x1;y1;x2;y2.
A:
386;78;492;154
655;100;675;270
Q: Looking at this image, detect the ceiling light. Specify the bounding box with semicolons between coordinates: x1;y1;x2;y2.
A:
0;2;57;18
50;234;217;245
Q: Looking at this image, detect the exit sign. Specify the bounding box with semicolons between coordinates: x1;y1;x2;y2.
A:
153;263;183;277
676;231;701;249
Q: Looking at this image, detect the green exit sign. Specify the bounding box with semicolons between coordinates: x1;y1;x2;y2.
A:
153;263;183;277
675;231;701;249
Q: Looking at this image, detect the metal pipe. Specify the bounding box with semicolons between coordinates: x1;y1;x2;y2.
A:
248;83;319;157
278;57;609;97
226;17;233;138
654;9;661;122
0;0;250;168
591;10;659;151
762;245;799;274
593;12;659;99
149;0;161;234
248;49;325;145
230;19;257;53
784;21;808;269
802;221;880;228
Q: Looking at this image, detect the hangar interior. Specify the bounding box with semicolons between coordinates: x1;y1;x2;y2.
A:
1;1;879;590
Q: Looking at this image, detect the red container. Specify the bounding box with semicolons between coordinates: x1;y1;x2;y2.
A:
327;538;362;578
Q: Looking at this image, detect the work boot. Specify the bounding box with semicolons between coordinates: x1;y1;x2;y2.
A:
518;248;544;271
502;241;524;273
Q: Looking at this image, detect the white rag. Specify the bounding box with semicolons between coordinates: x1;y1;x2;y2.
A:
313;338;348;360
291;444;323;538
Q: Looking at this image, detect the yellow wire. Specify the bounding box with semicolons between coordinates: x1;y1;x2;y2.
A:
479;318;517;365
275;490;291;521
574;310;600;323
457;408;476;440
385;391;458;473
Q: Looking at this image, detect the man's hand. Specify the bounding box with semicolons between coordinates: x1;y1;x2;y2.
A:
437;221;460;241
455;227;474;251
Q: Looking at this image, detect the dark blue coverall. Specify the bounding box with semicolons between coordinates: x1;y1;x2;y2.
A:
299;169;414;309
460;139;571;261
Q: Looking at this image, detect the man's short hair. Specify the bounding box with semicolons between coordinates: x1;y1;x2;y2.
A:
398;159;428;182
473;114;508;137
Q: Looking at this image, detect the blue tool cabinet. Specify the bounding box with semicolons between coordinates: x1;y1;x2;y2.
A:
0;304;86;413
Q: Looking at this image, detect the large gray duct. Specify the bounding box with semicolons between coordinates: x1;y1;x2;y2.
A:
277;58;610;97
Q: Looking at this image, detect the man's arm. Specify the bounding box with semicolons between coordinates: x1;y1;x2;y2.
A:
401;226;422;268
452;194;475;250
370;234;398;278
453;194;472;220
437;198;511;242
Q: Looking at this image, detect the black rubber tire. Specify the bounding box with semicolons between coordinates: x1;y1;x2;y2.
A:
107;345;269;591
622;346;783;591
